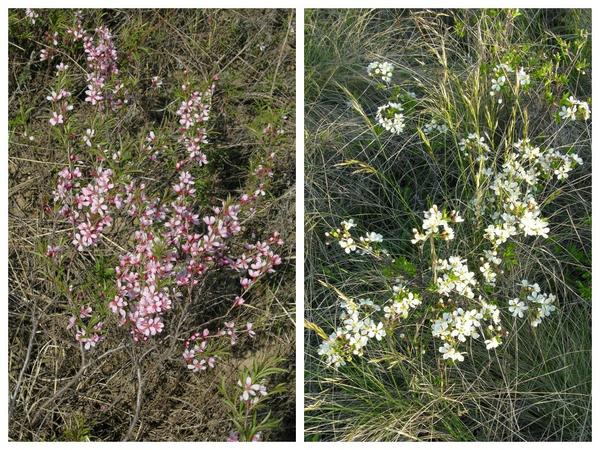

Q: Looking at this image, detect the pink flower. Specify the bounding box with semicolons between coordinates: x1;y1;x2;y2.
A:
79;305;93;318
182;349;195;361
187;358;206;372
137;317;164;336
226;431;240;442
25;8;39;24
238;376;267;402
46;245;61;259
49;112;64;126
56;62;69;72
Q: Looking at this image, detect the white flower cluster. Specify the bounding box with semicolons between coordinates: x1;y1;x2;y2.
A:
559;95;591;121
375;102;405;135
489;63;530;104
317;332;346;368
484;138;583;248
436;256;477;299
326;219;384;255
516;280;557;327
367;61;394;83
383;285;421;320
423;118;449;135
411;205;463;244
317;298;386;367
318;283;424;367
459;133;490;156
432;300;503;361
479;249;502;285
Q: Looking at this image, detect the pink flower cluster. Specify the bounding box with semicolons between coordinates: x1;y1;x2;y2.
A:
39;31;59;61
104;84;282;342
110;229;177;341
67;305;105;350
54;165;116;251
47;89;73;126
182;322;255;372
66;11;86;41
143;130;162;161
82;26;126;109
236;233;284;291
175;77;217;166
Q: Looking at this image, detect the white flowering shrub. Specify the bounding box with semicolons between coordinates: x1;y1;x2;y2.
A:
306;9;590;441
318;16;589;367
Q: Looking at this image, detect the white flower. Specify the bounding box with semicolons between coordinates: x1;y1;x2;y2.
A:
423;205;445;232
508;298;528;318
439;343;465;362
318;331;348;367
385;286;421;320
436;256;477;299
483;249;502;265
367;322;386;341
485;336;502;350
491;75;506;93
339;237;357;253
519;210;549;238
412;205;460;244
363;232;383;243
423;118;449;135
559;105;577;121
577;101;591;120
561;96;591;121
411;229;427;244
83;128;95;147
516;67;530;86
341;219;357;230
480;262;496;284
494;63;513;73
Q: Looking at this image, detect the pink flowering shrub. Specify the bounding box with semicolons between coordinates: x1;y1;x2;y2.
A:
42;12;284;368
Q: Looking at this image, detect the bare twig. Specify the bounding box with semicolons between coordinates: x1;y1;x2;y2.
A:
9;306;38;419
123;364;144;441
31;344;127;428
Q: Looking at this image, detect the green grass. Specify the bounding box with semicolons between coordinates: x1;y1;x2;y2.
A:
305;9;591;442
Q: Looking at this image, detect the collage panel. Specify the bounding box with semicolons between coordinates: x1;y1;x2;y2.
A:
304;9;591;442
8;8;296;442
